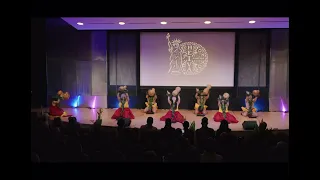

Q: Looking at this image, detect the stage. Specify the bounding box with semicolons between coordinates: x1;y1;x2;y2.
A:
32;108;289;131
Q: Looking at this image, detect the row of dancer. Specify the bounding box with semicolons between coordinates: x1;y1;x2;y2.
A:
47;86;260;124
111;86;260;124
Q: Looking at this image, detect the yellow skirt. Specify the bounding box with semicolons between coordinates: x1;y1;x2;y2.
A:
194;103;208;110
145;102;158;108
241;107;257;112
119;101;129;108
218;107;228;113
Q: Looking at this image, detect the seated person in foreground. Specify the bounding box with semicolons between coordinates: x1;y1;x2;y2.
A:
196;117;215;151
140;117;157;131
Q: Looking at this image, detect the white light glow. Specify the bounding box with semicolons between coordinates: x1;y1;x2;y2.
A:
77;22;84;25
119;22;125;25
249;20;256;24
160;21;167;25
204;21;211;24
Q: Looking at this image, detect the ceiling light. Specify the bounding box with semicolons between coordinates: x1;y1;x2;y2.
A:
204;21;211;24
119;22;125;25
160;21;167;25
249;20;256;24
77;22;84;25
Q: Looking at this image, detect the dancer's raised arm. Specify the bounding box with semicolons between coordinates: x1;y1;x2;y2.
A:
177;95;181;106
126;93;130;102
167;96;172;105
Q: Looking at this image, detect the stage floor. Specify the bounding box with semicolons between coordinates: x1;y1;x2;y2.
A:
33;108;289;131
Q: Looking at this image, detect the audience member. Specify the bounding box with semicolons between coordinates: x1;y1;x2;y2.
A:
182;121;195;145
161;118;175;133
216;120;231;138
31;113;288;162
196;117;215;152
140;117;157;131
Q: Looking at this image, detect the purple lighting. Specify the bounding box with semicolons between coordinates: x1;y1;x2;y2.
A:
91;96;96;109
280;97;287;112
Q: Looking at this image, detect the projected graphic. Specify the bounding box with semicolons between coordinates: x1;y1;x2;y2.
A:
166;33;208;75
140;32;235;87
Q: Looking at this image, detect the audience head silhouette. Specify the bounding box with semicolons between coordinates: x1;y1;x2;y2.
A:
117;118;125;128
201;117;209;127
165;118;172;127
219;120;230;130
147;117;153;126
183;121;189;129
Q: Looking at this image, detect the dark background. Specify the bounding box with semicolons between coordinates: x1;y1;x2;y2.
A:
31;18;289;111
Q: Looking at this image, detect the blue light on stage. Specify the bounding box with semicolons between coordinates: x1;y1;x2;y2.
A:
242;98;266;112
72;95;80;108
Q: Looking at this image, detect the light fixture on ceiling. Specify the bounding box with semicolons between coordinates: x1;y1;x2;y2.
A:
204;21;211;24
249;20;256;24
119;22;125;25
160;21;167;25
77;22;84;25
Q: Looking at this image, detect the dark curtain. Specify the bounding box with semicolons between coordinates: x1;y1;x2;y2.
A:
107;31;138;108
237;31;267;87
108;31;137;86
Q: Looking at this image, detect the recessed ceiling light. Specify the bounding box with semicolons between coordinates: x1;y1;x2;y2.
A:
160;21;167;25
204;21;211;24
249;20;256;24
119;22;125;25
77;22;84;25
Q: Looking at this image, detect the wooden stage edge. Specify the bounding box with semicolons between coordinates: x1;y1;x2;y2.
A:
31;108;289;131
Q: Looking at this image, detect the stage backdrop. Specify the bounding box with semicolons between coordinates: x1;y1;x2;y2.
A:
107;30;271;111
44;19;288;112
